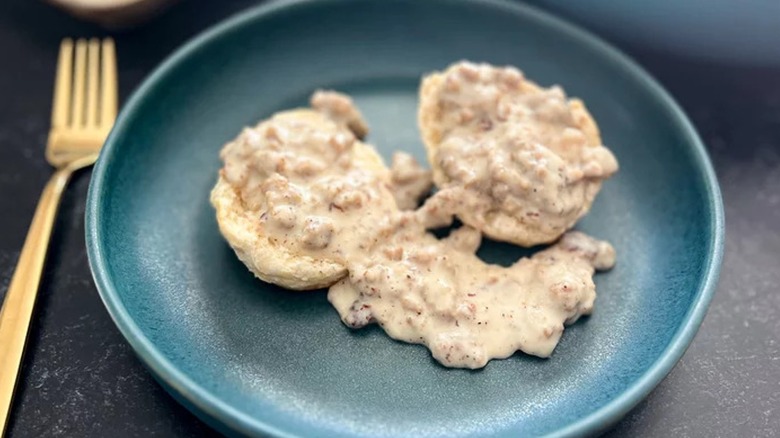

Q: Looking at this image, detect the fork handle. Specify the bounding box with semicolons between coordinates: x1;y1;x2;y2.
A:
0;166;74;435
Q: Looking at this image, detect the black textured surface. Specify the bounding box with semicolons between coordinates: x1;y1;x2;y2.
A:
0;1;777;437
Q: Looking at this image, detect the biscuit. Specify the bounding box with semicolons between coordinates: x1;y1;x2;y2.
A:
418;61;618;246
211;107;394;290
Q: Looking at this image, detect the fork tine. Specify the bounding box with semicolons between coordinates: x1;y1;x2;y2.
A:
51;39;73;129
86;39;100;127
100;38;117;126
71;39;87;127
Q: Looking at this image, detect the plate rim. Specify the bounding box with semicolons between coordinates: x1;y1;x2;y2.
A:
85;0;725;436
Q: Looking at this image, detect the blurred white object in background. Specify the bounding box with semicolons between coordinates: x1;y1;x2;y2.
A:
47;0;178;28
532;0;780;65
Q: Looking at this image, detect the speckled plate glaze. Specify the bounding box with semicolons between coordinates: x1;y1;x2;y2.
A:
85;0;724;436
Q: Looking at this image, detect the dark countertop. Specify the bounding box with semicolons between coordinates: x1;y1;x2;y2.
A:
1;1;778;437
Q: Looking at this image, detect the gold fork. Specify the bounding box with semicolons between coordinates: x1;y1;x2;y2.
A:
0;38;117;435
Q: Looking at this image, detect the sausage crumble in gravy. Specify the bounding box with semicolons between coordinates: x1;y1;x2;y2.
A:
213;71;617;368
419;61;619;246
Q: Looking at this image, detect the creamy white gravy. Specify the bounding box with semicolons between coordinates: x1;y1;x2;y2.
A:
420;62;619;246
219;90;615;369
389;151;433;210
220;108;398;263
329;225;614;369
311;90;369;140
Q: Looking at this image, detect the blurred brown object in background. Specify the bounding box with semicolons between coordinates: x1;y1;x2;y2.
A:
47;0;179;29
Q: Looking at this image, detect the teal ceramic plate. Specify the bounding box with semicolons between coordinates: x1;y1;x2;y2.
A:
86;0;724;436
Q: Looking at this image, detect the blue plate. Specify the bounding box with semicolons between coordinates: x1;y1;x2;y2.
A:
86;0;724;436
531;0;780;65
